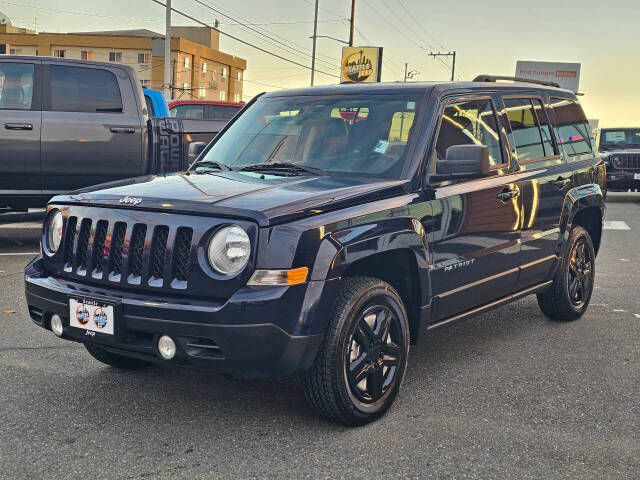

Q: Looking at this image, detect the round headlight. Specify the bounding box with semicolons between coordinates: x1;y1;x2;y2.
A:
207;225;251;275
46;210;64;255
612;157;623;168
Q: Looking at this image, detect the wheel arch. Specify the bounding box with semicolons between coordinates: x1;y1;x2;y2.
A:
559;184;604;257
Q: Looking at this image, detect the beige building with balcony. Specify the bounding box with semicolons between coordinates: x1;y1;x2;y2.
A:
0;19;246;102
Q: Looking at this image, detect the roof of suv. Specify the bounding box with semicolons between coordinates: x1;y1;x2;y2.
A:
262;80;575;98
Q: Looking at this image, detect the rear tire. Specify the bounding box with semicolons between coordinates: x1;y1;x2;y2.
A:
302;276;410;426
537;226;595;321
84;343;150;370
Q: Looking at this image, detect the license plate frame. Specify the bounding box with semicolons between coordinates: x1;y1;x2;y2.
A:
68;296;119;340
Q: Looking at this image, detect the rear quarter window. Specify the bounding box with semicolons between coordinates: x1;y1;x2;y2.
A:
549;98;592;156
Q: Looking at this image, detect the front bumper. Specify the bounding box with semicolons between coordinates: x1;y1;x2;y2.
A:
24;256;330;378
606;171;640;190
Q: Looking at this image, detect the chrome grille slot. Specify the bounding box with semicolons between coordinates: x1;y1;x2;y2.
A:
171;227;193;288
108;222;127;281
127;224;147;284
63;216;77;271
91;220;109;278
148;225;169;287
76;219;92;276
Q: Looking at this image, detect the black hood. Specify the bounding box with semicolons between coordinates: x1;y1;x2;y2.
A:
52;172;409;226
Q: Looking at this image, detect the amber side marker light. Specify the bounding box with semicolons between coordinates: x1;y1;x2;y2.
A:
247;267;309;286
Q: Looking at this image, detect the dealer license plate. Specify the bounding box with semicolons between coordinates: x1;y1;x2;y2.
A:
69;297;116;336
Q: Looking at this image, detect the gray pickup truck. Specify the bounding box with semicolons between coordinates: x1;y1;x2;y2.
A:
0;56;228;211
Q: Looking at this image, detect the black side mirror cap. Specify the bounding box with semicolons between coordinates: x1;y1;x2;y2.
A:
187;142;207;163
430;144;491;182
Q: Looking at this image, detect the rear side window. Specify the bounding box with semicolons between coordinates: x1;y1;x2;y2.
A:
170;104;204;119
503;98;547;162
433;98;504;168
208;105;241;121
50;65;122;113
0;62;34;110
549;98;592;156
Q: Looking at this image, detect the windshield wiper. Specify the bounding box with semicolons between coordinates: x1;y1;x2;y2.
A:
193;160;232;172
238;162;326;176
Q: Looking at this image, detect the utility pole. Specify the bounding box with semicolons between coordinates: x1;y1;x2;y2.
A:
164;0;172;100
349;0;356;46
429;51;456;81
310;0;319;86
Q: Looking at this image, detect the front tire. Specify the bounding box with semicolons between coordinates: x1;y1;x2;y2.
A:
302;276;410;426
84;343;150;370
537;225;596;321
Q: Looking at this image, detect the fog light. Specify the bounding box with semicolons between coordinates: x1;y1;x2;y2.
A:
157;335;176;360
50;314;64;337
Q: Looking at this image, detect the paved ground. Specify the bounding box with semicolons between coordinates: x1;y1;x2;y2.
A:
0;194;638;479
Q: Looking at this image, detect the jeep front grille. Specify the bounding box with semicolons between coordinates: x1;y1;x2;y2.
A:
614;154;640;170
61;216;194;290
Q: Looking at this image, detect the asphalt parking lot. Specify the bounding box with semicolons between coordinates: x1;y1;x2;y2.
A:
0;194;638;479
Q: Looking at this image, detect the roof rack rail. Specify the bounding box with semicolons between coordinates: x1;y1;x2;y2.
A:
473;74;561;88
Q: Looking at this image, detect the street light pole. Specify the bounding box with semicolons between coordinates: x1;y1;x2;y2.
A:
310;0;319;86
164;0;172;100
349;0;356;46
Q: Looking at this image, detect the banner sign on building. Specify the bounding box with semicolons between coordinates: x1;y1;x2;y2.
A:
340;47;383;83
515;61;581;93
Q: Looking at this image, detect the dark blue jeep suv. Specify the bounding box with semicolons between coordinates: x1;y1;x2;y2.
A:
25;77;605;425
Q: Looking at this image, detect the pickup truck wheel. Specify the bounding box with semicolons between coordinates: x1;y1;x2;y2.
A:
537;225;595;321
84;343;150;370
302;276;409;426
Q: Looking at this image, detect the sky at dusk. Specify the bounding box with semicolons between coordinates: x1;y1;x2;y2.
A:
2;0;639;127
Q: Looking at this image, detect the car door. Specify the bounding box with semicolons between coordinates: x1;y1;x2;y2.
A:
424;95;522;322
41;62;144;196
500;95;576;290
0;58;42;206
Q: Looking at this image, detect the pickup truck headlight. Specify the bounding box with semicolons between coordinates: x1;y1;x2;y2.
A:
45;209;63;255
207;225;251;275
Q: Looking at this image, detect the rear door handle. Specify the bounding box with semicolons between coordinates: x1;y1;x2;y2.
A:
5;123;33;130
497;189;519;202
110;126;135;134
553;177;571;189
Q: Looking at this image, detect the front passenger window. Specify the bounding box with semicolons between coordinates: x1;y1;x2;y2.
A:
433;98;504;168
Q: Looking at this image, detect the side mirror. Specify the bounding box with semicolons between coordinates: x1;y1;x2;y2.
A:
187;141;207;163
432;144;491;181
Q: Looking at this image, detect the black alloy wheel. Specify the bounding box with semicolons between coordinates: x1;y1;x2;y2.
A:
567;238;593;308
345;304;402;405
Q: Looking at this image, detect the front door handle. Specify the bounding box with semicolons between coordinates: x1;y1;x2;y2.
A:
497;189;519;202
553;177;571;189
110;126;135;134
5;123;33;130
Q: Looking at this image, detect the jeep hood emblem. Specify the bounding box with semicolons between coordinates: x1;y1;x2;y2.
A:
119;196;142;206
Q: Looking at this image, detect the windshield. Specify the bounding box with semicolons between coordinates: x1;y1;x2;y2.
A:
598;129;640;150
197;94;422;178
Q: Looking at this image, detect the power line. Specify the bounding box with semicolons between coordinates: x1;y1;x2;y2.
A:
149;0;339;79
395;0;445;50
189;0;340;69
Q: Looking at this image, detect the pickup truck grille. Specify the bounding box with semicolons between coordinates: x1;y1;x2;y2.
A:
62;215;193;290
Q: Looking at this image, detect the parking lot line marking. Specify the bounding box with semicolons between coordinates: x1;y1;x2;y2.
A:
0;252;39;256
0;222;42;229
603;221;631;230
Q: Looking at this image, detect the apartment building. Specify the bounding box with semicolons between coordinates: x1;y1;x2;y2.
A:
0;17;246;102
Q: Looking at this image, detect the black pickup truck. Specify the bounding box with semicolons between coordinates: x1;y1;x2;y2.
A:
25;77;605;425
0;56;226;211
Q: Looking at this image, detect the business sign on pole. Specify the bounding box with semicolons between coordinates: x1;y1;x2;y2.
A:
340;47;383;83
515;61;581;92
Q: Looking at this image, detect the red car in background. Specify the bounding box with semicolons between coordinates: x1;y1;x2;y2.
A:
168;99;244;121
